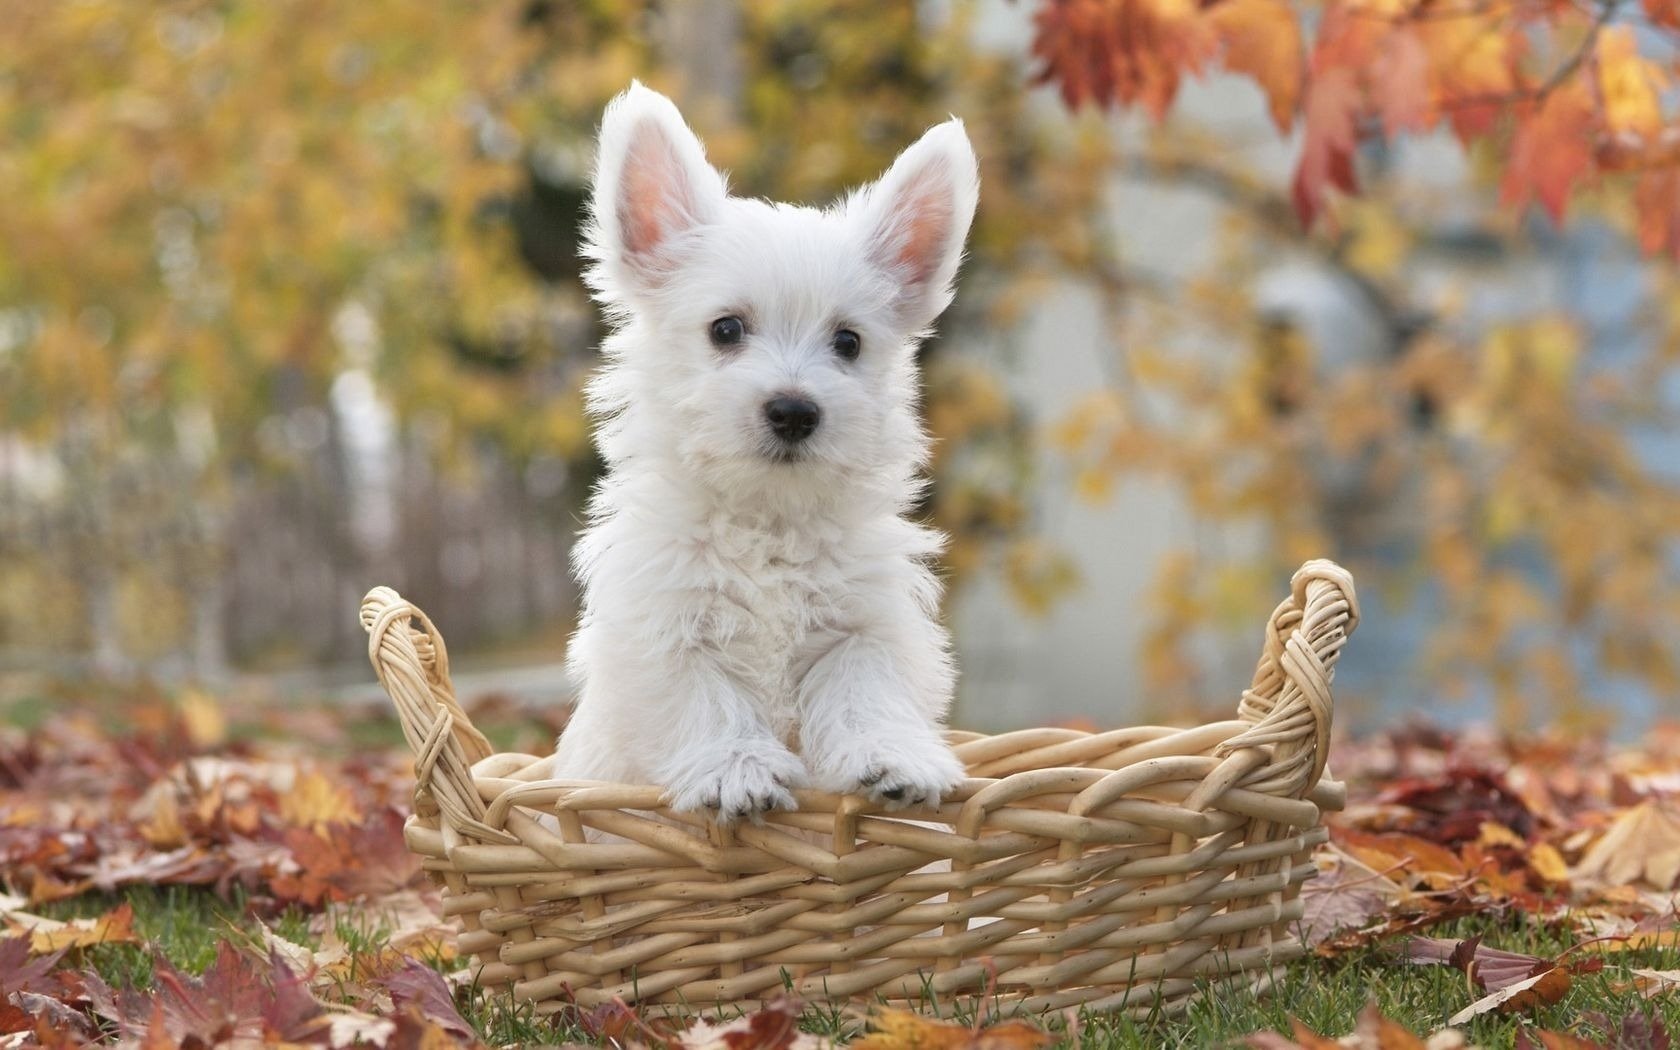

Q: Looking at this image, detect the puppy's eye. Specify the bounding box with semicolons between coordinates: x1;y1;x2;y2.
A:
709;316;746;347
832;329;861;361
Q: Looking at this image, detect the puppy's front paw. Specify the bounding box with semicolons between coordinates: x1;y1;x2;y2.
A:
664;745;805;825
819;738;966;811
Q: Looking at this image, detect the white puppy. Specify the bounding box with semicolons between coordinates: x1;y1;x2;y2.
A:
553;83;978;825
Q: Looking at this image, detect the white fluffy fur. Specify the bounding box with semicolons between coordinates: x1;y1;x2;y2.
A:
553;83;980;824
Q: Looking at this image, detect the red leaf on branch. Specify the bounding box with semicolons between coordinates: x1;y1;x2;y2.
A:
1031;0;1218;119
1420;16;1524;141
1644;0;1680;30
1636;169;1680;260
1292;65;1362;226
1207;0;1303;130
1502;81;1597;222
1370;29;1432;136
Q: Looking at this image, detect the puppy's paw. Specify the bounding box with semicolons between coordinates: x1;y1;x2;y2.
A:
665;745;805;825
818;737;966;811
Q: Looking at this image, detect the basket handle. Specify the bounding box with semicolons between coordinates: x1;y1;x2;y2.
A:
361;586;513;844
1216;559;1359;796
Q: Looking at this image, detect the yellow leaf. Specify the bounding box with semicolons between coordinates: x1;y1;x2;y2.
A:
1580;928;1680;953
1572;799;1680;889
280;768;363;831
1074;467;1115;504
1598;27;1667;140
1343;200;1411;278
1477;821;1524;849
139;788;189;849
1529;842;1570;884
1208;0;1303;130
177;688;227;750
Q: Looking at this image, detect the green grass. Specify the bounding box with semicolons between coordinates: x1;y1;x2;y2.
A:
42;887;1679;1048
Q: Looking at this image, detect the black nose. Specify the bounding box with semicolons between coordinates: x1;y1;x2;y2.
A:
764;396;820;443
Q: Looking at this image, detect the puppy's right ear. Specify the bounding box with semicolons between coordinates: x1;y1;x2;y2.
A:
585;83;726;298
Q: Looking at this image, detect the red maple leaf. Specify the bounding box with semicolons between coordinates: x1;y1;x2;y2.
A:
1292;65;1361;225
1502;82;1598;222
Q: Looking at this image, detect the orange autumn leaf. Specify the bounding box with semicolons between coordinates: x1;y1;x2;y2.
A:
1447;964;1573;1023
1635;169;1680;258
1334;828;1468;881
1207;0;1303;130
1501;80;1597;222
1645;0;1680;30
1418;16;1522;140
1248;1006;1428;1049
25;903;138;954
1596;27;1666;142
850;1009;1053;1050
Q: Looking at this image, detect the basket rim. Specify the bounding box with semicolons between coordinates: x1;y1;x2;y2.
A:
361;559;1357;844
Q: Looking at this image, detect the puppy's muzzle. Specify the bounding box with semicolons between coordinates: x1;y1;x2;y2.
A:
764;396;820;444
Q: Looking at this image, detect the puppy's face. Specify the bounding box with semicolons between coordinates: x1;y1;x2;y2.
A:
584;84;979;489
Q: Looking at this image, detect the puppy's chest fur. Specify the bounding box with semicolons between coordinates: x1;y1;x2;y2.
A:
689;519;853;731
583;497;873;724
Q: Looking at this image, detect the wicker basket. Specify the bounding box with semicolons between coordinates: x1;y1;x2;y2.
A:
359;559;1357;1018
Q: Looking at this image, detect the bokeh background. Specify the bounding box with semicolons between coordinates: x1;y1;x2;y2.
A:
4;0;1678;735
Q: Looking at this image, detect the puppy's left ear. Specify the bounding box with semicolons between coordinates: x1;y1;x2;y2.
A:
586;83;727;299
850;119;980;331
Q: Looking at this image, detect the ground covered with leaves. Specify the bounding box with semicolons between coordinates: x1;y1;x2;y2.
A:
0;688;1675;1048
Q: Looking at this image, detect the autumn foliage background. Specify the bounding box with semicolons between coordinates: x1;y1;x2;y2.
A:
3;0;1680;732
2;2;1680;1046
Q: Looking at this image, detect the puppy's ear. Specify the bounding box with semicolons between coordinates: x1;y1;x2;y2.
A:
849;119;980;331
587;82;726;295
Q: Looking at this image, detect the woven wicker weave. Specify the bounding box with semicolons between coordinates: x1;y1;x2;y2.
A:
360;559;1357;1018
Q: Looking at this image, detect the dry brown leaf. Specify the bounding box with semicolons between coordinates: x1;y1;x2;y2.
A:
1571;799;1680;890
672;997;830;1050
20;903;138;954
135;785;189;849
1446;965;1572;1025
1297;846;1404;945
1625;967;1680;998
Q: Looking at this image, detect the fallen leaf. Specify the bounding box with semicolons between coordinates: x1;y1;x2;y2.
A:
176;689;227;751
1625;968;1680;999
1447;966;1573;1024
19;903;138;954
377;960;475;1041
1572;798;1680;890
1529;843;1570;885
1296;847;1402;945
1245;1005;1437;1049
851;1007;1051;1050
